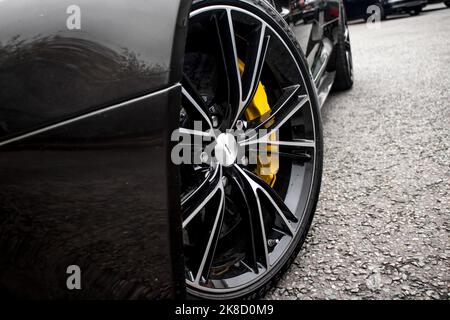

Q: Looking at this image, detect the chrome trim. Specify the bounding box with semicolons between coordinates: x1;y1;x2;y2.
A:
0;83;181;147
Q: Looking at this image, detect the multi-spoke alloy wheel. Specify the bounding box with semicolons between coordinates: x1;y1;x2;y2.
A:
179;0;323;299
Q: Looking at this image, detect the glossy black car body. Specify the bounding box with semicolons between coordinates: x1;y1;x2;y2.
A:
0;0;189;299
0;0;349;299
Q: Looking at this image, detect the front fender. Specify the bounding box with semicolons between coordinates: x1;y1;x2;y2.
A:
0;0;191;139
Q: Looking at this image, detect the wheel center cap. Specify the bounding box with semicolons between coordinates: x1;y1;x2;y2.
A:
215;133;238;167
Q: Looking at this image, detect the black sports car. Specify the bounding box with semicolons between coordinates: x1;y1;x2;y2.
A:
344;0;428;21
0;0;353;299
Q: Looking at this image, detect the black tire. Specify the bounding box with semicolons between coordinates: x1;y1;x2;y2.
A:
446;1;450;8
333;5;354;91
183;0;323;300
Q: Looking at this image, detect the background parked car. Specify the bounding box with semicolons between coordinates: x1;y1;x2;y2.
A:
344;0;428;20
343;0;384;20
383;0;428;17
427;0;450;7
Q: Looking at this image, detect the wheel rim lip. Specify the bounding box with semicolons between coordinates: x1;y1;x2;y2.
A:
183;4;319;295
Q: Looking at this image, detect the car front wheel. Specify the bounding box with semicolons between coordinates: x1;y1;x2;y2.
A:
179;0;323;299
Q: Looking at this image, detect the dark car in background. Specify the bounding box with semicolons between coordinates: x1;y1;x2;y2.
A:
427;0;450;7
344;0;428;20
0;0;352;300
383;0;428;16
343;0;383;20
290;0;325;24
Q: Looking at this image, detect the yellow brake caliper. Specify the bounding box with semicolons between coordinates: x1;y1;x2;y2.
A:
239;60;279;187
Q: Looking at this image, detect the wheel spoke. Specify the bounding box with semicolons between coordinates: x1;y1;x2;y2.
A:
231;165;270;269
230;174;262;273
178;127;214;138
240;86;309;149
233;165;299;267
213;10;242;119
247;85;306;134
236;165;298;228
248;148;312;163
235;24;270;126
182;165;222;228
194;184;225;284
182;75;214;130
241;134;315;152
247;139;315;164
257;139;316;149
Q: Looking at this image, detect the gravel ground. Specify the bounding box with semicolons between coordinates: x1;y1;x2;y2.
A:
268;4;450;300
